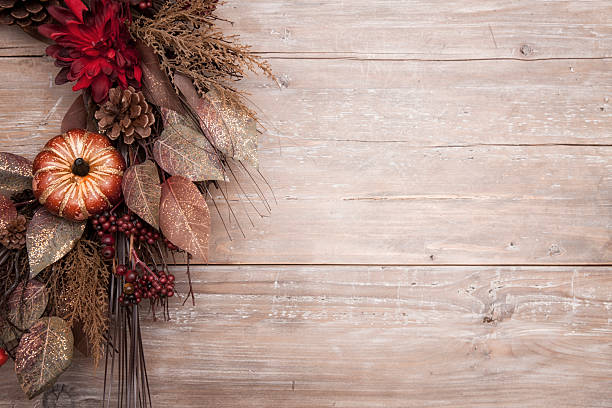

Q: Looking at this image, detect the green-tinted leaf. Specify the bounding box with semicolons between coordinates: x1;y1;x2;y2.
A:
174;75;259;167
7;279;48;332
26;208;85;278
0;152;32;196
153;113;225;181
15;316;73;399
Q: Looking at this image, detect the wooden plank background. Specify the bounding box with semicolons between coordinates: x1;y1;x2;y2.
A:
0;0;611;406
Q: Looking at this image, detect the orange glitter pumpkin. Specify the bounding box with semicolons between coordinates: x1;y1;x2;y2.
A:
32;129;126;221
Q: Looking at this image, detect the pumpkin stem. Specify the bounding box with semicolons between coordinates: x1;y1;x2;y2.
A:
72;158;90;177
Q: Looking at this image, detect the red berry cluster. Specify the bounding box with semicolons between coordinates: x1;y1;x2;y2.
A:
138;271;175;300
92;211;117;260
137;0;152;9
116;214;160;244
163;238;179;251
115;264;175;307
92;212;179;260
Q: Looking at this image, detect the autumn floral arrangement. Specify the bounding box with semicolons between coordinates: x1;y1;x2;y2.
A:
0;0;273;404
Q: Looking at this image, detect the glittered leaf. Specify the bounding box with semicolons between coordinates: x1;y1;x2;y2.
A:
122;160;161;229
160;176;210;261
26;208;85;278
0;193;17;230
0;152;32;196
8;279;48;332
15;317;73;399
61;94;87;133
153;115;225;181
160;107;195;129
174;75;259;167
136;41;185;114
0;323;17;345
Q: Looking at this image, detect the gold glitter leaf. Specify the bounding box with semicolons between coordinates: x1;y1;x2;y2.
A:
153;116;225;181
174;76;259;168
159;176;210;261
0;152;32;196
15;316;74;399
122;160;161;230
0;193;17;230
8;279;48;332
26;208;85;278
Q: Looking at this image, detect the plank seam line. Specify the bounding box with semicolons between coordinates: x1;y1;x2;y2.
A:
193;263;612;267
299;140;612;147
261;55;612;63
1;55;612;63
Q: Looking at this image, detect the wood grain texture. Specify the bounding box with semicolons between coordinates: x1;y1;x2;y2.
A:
218;0;612;60
0;51;610;264
0;0;611;406
3;1;611;59
1;266;611;407
2;56;611;155
209;143;612;265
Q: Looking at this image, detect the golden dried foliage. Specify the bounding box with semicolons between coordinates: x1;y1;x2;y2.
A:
130;0;275;119
43;239;110;367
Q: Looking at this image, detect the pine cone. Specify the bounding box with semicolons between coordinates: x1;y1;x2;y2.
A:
0;215;27;250
0;0;55;27
95;86;155;145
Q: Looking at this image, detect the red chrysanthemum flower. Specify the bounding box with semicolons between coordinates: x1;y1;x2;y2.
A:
38;0;142;103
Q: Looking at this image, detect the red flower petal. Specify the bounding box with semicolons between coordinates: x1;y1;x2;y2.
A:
133;65;142;84
90;75;111;103
45;44;62;58
72;74;93;92
44;0;140;102
55;67;70;85
65;0;88;23
47;5;79;26
68;58;85;79
38;23;64;39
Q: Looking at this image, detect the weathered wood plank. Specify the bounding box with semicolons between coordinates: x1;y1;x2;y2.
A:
1;265;610;407
0;28;46;57
1;56;611;154
2;1;611;59
220;0;612;59
0;56;610;264
209;145;612;265
248;58;612;145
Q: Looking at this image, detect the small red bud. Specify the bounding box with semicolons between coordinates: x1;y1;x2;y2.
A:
115;264;127;276
101;235;115;246
0;348;8;367
126;271;138;283
102;246;115;259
